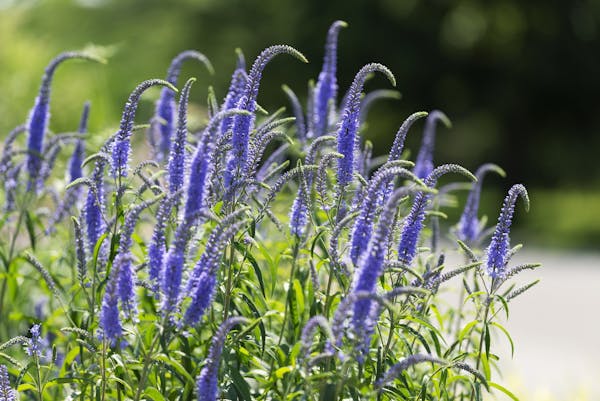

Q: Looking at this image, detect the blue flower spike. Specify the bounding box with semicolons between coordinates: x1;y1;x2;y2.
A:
314;20;348;138
26;52;104;190
153;50;213;160
486;184;529;280
457;163;506;243
336;63;396;190
413;110;451;179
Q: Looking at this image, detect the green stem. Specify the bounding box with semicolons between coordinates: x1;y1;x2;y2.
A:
277;241;300;346
222;243;236;322
133;328;163;401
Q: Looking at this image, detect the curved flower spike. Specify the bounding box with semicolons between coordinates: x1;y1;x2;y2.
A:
112;79;177;179
350;188;415;350
184;108;252;221
147;190;182;286
167;78;195;193
100;256;124;346
196;317;248;401
282;85;307;144
0;124;26;177
378;112;429;205
397;164;475;266
413;110;451;179
224;45;308;191
289;161;311;237
457;163;506;243
115;195;163;317
69;102;90;183
376;354;445;390
184;208;250;325
84;160;107;256
350;162;423;264
154;50;213;160
26;52;103;189
314;20;348;138
486;184;529;279
220;49;248;136
336;63;396;189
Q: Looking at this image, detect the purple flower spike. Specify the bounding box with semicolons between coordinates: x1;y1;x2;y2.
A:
289;164;311;237
184;109;251;221
167;78;195;194
25;324;45;359
336;63;396;189
486;184;529;279
159;224;192;315
0;364;16;401
350;188;412;351
184;209;249;325
111;79;177;179
378;112;429;205
46;103;90;233
457;163;506;243
84;155;109;257
350;163;421;264
115;196;163;317
69;102;90;183
224;45;308;191
153;50;213;160
100;261;123;347
196;317;247;401
397;164;476;266
220;49;248;136
413;110;451;179
148;191;182;286
314;21;347;138
282;85;307;144
26;52;103;190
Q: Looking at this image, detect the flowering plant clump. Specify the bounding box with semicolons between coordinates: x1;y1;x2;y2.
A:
0;21;539;401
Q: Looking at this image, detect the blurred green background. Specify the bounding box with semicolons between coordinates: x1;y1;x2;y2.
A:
1;0;599;248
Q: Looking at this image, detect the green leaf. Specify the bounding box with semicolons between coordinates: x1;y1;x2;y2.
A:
490;322;515;357
154;354;195;384
231;367;252;401
25;211;37;250
459;320;478;341
275;366;292;379
489;381;520;401
143;387;167;401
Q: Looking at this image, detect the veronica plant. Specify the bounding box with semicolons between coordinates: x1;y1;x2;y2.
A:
0;22;540;401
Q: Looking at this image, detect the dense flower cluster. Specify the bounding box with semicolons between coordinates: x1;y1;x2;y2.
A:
0;20;539;401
